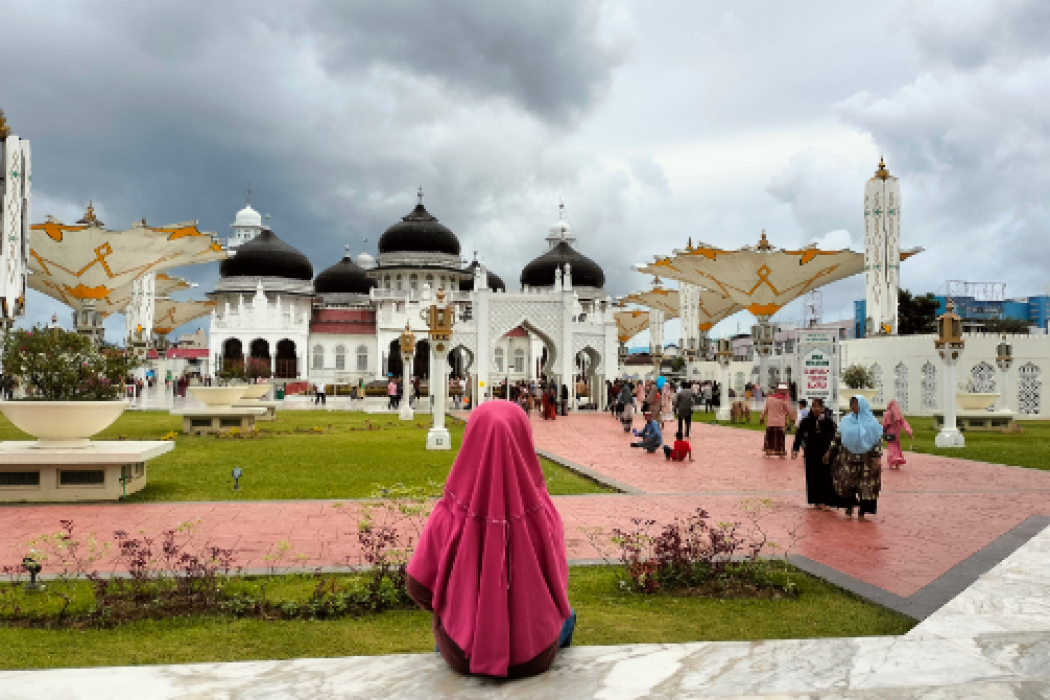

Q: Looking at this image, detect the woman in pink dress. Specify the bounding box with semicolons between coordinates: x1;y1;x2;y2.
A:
759;384;796;458
881;400;912;469
660;381;674;427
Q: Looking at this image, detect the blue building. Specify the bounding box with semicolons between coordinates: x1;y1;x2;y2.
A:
855;295;1050;337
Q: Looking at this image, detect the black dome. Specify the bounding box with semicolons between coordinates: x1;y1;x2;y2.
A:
520;241;605;289
378;202;460;256
314;253;377;295
220;229;313;280
460;260;506;292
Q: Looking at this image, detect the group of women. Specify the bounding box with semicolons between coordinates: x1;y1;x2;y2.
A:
790;395;913;519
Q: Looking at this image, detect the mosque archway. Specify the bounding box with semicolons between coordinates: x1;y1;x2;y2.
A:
275;339;298;378
250;338;271;361
222;338;243;372
413;339;430;380
387;339;403;378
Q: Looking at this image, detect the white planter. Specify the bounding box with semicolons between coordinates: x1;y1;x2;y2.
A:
956;392;1000;411
0;400;129;448
239;384;271;400
189;386;248;407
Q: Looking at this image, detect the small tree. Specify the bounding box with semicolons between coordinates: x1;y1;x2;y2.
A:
898;290;940;335
1;326;141;400
245;357;272;381
842;364;875;390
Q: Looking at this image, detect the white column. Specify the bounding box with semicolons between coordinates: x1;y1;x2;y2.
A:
561;288;575;412
935;349;965;448
427;342;451;450
717;365;732;422
475;289;490;406
400;349;415;420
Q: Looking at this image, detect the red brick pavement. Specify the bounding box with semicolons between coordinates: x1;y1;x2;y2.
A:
3;413;1048;599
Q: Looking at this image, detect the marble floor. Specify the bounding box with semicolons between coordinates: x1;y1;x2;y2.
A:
1;526;1047;699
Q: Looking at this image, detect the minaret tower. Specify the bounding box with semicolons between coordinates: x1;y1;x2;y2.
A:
864;157;901;335
545;201;576;251
0;110;30;326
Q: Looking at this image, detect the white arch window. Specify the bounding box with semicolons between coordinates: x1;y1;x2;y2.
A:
410;273;419;291
396;274;403;291
335;344;347;371
494;347;504;372
312;344;324;370
356;345;368;371
514;348;525;373
384;275;391;289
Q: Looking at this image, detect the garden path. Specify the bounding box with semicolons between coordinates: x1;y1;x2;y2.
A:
2;413;1049;601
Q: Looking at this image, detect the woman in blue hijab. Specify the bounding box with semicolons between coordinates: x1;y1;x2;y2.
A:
823;395;884;519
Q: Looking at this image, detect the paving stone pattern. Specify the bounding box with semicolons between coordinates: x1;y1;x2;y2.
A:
3;413;1049;601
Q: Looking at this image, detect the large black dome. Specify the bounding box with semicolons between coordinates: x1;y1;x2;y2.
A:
378;202;461;256
220;229;313;280
314;253;377;295
520;241;605;289
460;260;506;292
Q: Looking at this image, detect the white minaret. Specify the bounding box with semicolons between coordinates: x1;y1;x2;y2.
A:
229;188;263;250
0;110;29;325
545;201;576;251
864;157;901;335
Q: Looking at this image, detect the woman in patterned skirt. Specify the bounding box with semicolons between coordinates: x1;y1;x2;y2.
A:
825;395;884;519
759;384;796;458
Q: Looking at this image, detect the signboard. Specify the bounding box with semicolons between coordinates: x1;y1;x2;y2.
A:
797;331;838;412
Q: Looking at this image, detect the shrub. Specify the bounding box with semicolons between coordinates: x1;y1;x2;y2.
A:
1;326;142;400
842;364;875;390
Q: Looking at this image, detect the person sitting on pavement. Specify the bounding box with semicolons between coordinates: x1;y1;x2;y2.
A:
631;411;663;453
662;431;693;462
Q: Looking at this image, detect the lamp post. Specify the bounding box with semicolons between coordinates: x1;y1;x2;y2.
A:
935;300;966;448
425;287;453;450
398;322;416;421
716;338;733;422
649;308;665;381
996;335;1014;414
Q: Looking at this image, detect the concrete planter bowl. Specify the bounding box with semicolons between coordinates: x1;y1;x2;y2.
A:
188;386;248;408
239;384;272;400
0;400;129;448
956;392;1000;411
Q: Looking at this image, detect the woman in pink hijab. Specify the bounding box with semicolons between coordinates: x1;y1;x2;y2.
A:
881;399;912;469
406;400;575;678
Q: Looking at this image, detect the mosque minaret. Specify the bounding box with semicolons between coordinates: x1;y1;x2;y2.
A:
864;157;901;335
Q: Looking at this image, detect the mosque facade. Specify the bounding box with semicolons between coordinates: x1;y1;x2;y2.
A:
207;193;618;406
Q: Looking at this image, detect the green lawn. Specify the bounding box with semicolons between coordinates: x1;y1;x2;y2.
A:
0;565;914;670
0;411;612;501
692;410;1050;471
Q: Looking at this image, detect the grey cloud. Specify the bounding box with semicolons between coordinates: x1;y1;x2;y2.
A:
765;149;866;247
901;0;1050;67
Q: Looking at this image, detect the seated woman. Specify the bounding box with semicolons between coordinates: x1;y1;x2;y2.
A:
631;411;663;453
406;400;576;679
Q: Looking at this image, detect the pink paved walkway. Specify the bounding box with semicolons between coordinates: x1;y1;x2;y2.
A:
3;414;1049;600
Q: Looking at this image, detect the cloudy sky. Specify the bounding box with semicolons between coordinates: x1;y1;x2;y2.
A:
3;0;1048;344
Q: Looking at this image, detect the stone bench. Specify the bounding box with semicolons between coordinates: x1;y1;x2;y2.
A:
170;407;267;435
0;441;173;502
233;400;280;421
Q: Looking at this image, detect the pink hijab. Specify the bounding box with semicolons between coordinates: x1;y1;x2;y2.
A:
882;400;913;437
407;400;571;677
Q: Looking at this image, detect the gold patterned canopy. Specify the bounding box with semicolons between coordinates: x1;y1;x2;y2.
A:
27;211;224;310
99;273;193;316
694;287;744;331
637;232;866;320
621;286;680;320
614;309;650;344
152;299;217;336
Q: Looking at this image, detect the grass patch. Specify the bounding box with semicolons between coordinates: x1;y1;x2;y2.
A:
693;411;1050;471
0;565;914;670
0;411;612;501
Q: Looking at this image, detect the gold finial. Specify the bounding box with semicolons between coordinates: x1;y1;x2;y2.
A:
756;229;772;251
686;236;694;251
79;202;102;226
653;276;662;287
875;156;890;181
0;110;9;139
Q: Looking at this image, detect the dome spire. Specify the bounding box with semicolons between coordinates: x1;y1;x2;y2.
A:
246;183;251;206
418;186;424;205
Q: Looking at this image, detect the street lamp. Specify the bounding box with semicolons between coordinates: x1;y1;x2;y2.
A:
934;299;965;448
715;338;733;422
996;335;1014;414
424;287;453;450
398;322;416;421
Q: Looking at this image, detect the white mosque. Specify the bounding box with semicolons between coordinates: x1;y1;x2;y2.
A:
208;191;618;405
